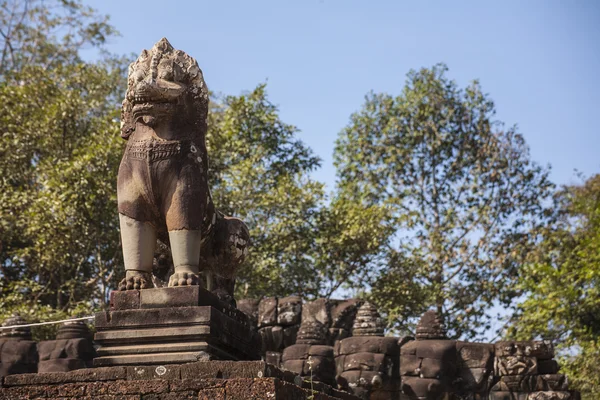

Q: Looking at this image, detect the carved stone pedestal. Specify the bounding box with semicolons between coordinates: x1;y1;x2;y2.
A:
93;286;260;366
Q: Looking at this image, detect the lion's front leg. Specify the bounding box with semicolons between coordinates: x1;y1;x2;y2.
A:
118;214;156;290
162;151;212;288
167;229;202;287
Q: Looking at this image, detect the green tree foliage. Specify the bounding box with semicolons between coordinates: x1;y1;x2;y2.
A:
207;86;325;298
0;0;125;333
508;174;600;398
206;86;393;299
334;64;554;339
313;190;395;299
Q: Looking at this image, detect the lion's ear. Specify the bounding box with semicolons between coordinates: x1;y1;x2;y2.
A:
120;99;135;140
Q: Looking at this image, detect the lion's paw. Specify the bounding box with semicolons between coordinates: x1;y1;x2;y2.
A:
118;272;153;291
168;272;200;287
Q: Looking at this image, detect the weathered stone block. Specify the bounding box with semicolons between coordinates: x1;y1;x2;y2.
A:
277;295;302;326
0;360;368;400
337;336;400;356
0;339;38;377
494;341;554;360
258;297;278;327
283;325;299;347
197;387;226;400
491;374;570;393
296;320;329;345
110;289;140;310
309;345;335;358
399;354;420;376
456;341;494;369
38;336;95;373
108;379;169;395
343;352;387;372
237;298;259;327
419;357;450;379
282;344;311;362
400;340;418;356
330;300;362;330
414;340;457;361
179;361;280;381
259;325;284;353
282;343;336;385
302;298;331;327
337;335;400;400
168;378;225;392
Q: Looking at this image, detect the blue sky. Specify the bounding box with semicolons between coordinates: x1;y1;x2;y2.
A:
88;0;599;192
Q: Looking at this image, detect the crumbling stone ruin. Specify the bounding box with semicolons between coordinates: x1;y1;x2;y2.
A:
335;302;400;399
281;299;337;385
0;306;583;399
37;321;95;373
254;296;303;367
490;341;575;400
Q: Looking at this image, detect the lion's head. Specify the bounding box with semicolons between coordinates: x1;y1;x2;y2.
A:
121;38;209;139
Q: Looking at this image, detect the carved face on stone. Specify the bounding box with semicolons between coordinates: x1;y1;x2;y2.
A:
121;38;209;137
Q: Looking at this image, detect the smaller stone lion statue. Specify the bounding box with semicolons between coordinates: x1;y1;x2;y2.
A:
117;38;248;302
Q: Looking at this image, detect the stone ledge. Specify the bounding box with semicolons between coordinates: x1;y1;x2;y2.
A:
4;366;127;386
0;377;359;400
3;362;278;386
0;361;361;399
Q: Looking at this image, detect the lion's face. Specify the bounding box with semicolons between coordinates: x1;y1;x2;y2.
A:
121;38;209;138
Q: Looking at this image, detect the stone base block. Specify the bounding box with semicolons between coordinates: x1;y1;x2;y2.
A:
94;287;260;366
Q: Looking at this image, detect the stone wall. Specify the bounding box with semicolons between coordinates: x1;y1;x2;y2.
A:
0;301;584;400
237;300;582;400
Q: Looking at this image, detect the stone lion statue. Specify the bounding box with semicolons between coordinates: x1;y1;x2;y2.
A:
117;38;249;302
